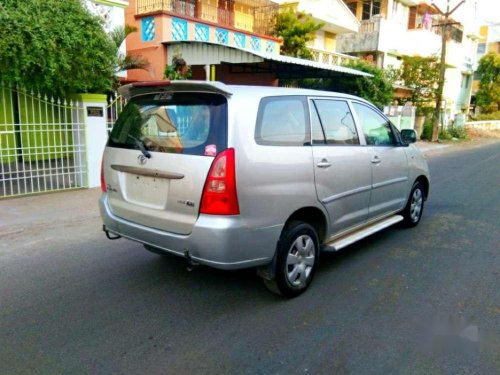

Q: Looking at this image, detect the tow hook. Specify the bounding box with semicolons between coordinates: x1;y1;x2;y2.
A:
103;225;121;240
184;250;199;271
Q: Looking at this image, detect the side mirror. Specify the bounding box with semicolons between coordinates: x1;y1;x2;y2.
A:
401;129;417;144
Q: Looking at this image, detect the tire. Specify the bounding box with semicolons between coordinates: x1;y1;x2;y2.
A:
402;181;425;227
264;221;319;298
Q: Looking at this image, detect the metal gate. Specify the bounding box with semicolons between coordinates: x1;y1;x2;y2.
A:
0;85;87;198
106;93;127;132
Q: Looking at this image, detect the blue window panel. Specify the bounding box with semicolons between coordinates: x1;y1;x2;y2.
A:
250;36;261;51
265;41;275;53
234;33;246;49
215;28;229;45
141;17;155;42
172;18;188;41
195;24;209;42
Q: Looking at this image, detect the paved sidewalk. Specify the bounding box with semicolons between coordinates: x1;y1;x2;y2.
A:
415;141;450;154
0;188;102;247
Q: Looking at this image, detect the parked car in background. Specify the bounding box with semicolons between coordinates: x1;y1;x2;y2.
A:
100;81;430;297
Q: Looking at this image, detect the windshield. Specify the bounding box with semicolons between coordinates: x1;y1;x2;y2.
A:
108;92;228;156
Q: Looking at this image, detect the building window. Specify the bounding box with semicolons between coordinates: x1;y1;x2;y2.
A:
141;17;155;42
346;0;357;16
250;36;261;51
234;33;246;48
215;28;229;45
195;23;209;42
362;0;381;20
172;18;188;41
265;40;275;53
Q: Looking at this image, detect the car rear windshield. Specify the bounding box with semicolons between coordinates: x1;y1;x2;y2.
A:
108;92;228;156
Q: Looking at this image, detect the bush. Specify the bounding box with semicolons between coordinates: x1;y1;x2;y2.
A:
416;106;435;117
439;125;468;140
475;111;500;121
448;126;468;139
421;119;433;140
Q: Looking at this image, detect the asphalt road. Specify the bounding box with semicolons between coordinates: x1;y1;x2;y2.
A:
1;141;499;375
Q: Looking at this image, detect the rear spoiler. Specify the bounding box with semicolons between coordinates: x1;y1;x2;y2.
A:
118;80;233;99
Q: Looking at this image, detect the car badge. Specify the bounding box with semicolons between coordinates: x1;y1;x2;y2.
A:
137;154;148;165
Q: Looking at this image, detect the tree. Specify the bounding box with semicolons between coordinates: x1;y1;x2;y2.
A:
475;52;500;113
273;8;323;59
109;25;149;73
0;0;117;96
333;61;394;108
399;55;440;110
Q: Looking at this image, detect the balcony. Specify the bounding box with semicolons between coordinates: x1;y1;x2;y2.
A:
336;17;383;54
337;16;445;59
136;0;278;36
309;48;358;66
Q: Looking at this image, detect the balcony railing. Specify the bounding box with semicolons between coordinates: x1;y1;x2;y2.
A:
136;0;278;36
309;48;358;66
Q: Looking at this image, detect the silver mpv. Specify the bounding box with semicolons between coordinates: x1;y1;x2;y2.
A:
100;81;430;297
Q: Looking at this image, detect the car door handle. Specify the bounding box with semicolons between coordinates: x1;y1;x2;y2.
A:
371;156;381;164
317;159;332;168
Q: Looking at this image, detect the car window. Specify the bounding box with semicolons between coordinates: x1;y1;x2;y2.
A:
109;93;227;156
310;102;326;144
352;102;395;146
255;96;308;146
312;100;359;145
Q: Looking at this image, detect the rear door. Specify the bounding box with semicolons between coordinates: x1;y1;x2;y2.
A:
351;102;409;220
310;98;372;234
103;92;228;235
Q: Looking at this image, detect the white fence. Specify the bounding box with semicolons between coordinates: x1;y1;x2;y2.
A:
106;94;127;132
0;85;87;198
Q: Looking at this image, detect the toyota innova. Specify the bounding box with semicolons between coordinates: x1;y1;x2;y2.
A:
100;81;430;297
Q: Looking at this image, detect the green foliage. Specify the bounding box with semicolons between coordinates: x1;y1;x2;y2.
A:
398;55;440;108
421;119;433;140
415;106;435;117
474;111;500;121
274;9;324;59
163;51;192;80
448;125;468;139
335;61;394;108
0;0;117;96
280;61;394;108
110;25;149;73
475;52;500;113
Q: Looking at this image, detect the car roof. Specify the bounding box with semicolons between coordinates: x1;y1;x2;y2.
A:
119;80;373;108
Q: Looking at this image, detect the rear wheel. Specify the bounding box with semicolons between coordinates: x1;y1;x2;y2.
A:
264;221;319;298
402;181;425;227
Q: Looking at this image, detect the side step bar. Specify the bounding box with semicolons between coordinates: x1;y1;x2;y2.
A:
322;215;404;252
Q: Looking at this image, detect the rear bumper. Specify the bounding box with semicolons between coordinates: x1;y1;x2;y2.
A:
99;194;281;270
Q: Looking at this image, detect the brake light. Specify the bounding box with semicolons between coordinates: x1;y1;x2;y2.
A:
200;148;239;215
101;158;107;192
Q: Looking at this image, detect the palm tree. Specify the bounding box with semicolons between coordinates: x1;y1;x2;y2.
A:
109;25;149;73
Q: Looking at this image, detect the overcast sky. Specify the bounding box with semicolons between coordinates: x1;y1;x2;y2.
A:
474;0;500;24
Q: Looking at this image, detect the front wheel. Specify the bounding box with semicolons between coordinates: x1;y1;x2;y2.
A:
264;221;319;298
402;181;425;227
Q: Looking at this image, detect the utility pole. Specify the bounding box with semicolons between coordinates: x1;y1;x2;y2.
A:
431;0;466;142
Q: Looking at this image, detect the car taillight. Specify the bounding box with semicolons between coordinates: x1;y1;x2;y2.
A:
200;148;239;215
101;158;107;192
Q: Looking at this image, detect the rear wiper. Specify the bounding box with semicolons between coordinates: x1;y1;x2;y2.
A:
127;135;151;158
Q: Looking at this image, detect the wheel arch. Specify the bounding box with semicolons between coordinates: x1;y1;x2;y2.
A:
283;206;328;244
415;175;430;200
